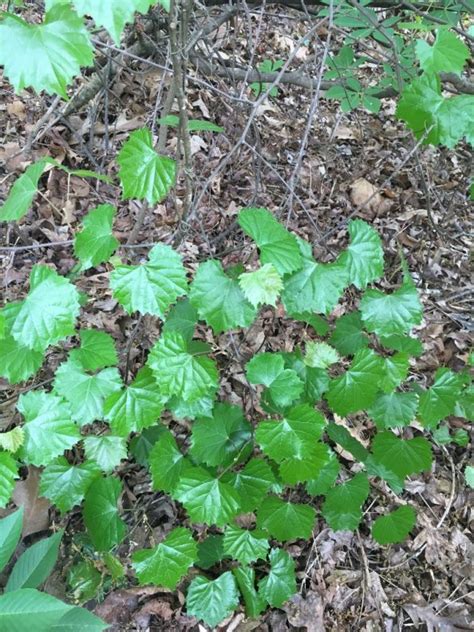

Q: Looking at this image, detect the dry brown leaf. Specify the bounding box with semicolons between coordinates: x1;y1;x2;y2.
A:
12;466;51;536
349;177;393;218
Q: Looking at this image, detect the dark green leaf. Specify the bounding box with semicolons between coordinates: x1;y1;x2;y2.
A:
257;496;315;541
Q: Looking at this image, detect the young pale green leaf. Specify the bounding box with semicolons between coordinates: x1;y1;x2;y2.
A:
325;348;383;415
223;526;269;565
329;311;369;356
321;472;369;531
0;452;19;509
167;393;216;421
17;391;80;467
74;204;119;270
372;505;416;545
186;572;239;628
279;442;330;485
257;496;315;541
162;298;198;344
222;458;276;513
238;208;302;275
306;446;340;496
197;535;227;570
132;527;197;589
148;332;218;402
6;531;62;592
83;434;127;473
51;605;107;631
368;391;419;429
117;127;176;204
246;353;304;407
189;260;257;333
380;352;410;393
83;477;127;551
54;359;122;426
239;263;283;307
337;219;384;289
149;430;191;494
326;423;369;463
232;567;266;618
416;29;469;75
110;244;187;318
258;548;296;608
0;160;47;222
371;431;432;480
0;507;23;573
174;467;241;527
0;588;72;631
304;341;339;369
380;333;423;357
465;465;474;489
0;427;24;453
39;459;101;513
0;5;94;97
104;367;165;436
190;403;252;467
418;368;465;428
11;266;81;353
157;114;223;132
70;329;118;372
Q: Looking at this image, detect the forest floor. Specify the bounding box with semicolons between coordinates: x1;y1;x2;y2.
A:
0;6;473;631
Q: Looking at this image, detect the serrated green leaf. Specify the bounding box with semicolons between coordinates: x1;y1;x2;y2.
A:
306;446;340;495
110;244;187;318
52;604;107;630
74;204;119;270
239;263;283;307
279;442;329;485
167;393;216;420
304;341;339;369
325;348;383;415
162;298;197;344
189;260;257;333
6;530;62;592
371;431;432;481
83;477;126;551
418;367;465;428
0;6;94;97
196;534;226;569
186;571;239;628
69;329;118;372
0;427;24;453
67;558;102;604
368;391;419;429
379;353;410;393
380;333;423;357
0;588;72;631
454;383;474;421
258;548;296;607
0;160;47;222
149;430;191;494
281;351;329;404
326;422;369;462
223;526;269;565
148;332;218;402
372;505;416;545
17;391;80;467
337;219;384;289
39;459;101;513
329;311;369;356
83;434;127;473
257;496;315;541
246;353;303;407
132;527;197;589
232;566;266;617
416;30;468;75
0;507;23;573
0;451;19;509
117;127;176;204
322;472;369;531
222;458;276;513
129;425;165;467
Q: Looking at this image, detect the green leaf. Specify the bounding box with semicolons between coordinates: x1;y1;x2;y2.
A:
337;219;384;289
174;467;241;527
110;244;187;318
17;391;80;467
368;391;419;429
83;434;127;473
149;430;191;494
132;527;197;589
197;535;226;569
282;351;329;404
326;422;369;463
6;531;62;592
70;329;118;372
190;403;252;468
117;127;176;204
83;477;127;551
11;265;81;353
51;605;107;631
40;459;101;513
0;6;94;97
222;458;276;513
0;588;72;632
258;548;296;608
0;427;24;453
74;204;119;270
465;465;474;489
148;332;218;402
232;567;266;618
306;446;340;496
129;425;166;467
257;496;315;541
238;208;302;275
325;348;383;415
223;526;269;565
0;507;23;573
380;333;423;357
54;359;122;426
291;311;329;336
246;353;303;407
157;115;223;132
321;472;369;531
186;572;239;628
189;260;257;333
279;442;330;485
418;368;465;428
329;311;369;356
239;263;283;307
162;298;197;344
372;505;416;545
304;342;339;369
380;353;410;392
104;366;165;436
416;30;469;75
371;431;432;481
0;451;19;508
0;160;47;222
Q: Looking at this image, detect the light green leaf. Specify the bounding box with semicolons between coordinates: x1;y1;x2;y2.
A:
232;567;266;618
186;572;239;628
0;452;19;509
239;263;283;307
0;6;93;97
223;526;269;565
238;208;302;275
117;127;176;204
465;465;474;489
418;368;465;428
0;160;47;222
306;446;340;496
51;605;107;631
0;588;72;632
304;341;339;369
157;115;223;132
372;505;416;545
371;431;432;481
380;352;410;393
148;332;218;402
246;353;304;407
70;329;118;372
83;434;127;473
257;496;315;541
6;531;62;592
279;442;329;485
416;30;469;75
162;298;197;344
111;244;187;318
325;348;383;415
0;427;24;453
132;527;197;589
222;458;276;513
149;430;191;494
368;391;418;429
0;508;23;573
39;459;101;513
17;391;80;467
74;204;119;270
337;219;384;289
83;477;127;551
190;403;252;467
189;260;257;333
321;472;369;531
258;548;296;608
